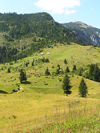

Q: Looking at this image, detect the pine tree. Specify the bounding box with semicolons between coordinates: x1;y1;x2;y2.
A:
20;69;27;83
64;59;67;64
73;65;77;71
62;74;72;96
88;64;100;82
32;61;34;66
56;67;60;74
65;66;70;73
79;78;88;97
56;64;60;75
57;64;60;70
88;64;95;80
45;67;50;76
93;64;100;81
7;68;11;73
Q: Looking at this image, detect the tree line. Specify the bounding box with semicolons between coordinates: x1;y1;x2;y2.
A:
88;63;100;82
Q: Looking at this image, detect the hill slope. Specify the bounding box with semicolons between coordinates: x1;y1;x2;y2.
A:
0;12;79;63
0;43;100;132
62;21;100;46
0;12;100;133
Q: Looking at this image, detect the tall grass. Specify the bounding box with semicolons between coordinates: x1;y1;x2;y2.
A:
0;99;100;133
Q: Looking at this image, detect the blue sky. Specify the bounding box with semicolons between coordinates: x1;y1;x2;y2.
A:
0;0;100;29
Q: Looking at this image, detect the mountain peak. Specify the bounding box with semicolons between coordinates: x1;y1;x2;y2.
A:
72;21;92;28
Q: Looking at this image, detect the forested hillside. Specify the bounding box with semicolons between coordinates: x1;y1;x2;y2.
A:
0;12;80;63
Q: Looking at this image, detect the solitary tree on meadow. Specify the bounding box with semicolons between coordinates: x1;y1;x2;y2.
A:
73;65;77;71
65;66;70;73
7;68;11;73
20;69;27;83
62;74;72;96
64;59;67;64
45;67;50;76
79;78;88;97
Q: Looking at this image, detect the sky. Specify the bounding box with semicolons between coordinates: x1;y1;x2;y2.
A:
0;0;100;29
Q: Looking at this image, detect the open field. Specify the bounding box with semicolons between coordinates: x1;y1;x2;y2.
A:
0;43;100;132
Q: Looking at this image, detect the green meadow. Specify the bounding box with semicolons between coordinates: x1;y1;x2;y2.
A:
0;43;100;133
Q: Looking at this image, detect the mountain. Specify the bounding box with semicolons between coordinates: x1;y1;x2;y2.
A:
62;21;100;46
0;12;79;63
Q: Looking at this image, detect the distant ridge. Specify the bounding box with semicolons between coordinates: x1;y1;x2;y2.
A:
62;21;100;46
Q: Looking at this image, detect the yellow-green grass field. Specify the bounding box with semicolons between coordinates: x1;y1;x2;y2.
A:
0;43;100;132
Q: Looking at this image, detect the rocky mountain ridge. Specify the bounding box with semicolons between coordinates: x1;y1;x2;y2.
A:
62;21;100;46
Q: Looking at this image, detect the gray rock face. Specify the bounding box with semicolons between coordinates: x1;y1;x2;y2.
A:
62;21;100;46
91;32;100;46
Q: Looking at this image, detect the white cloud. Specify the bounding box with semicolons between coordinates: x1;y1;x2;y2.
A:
34;0;80;14
65;10;76;15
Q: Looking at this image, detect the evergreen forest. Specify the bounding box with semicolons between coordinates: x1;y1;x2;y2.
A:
0;12;81;63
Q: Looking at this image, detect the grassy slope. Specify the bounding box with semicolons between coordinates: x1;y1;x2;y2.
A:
0;43;100;132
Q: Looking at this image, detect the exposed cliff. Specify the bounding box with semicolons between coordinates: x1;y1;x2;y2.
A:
62;22;100;46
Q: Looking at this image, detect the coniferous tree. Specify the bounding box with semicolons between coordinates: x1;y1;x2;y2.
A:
88;64;100;82
65;66;70;73
57;64;60;70
79;78;88;97
93;64;100;81
56;67;60;75
88;64;95;80
78;69;82;76
73;65;77;71
45;67;50;76
7;68;11;73
20;69;27;83
64;59;67;64
32;60;34;66
62;74;72;96
45;58;49;63
78;67;83;76
56;64;60;75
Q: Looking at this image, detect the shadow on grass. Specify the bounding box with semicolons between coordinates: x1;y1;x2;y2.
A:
0;90;8;94
22;81;31;84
